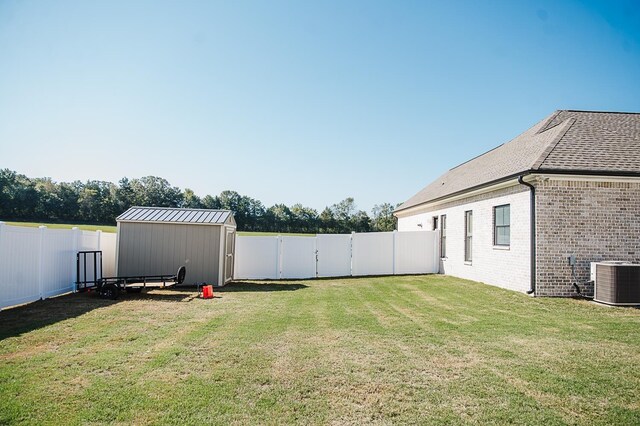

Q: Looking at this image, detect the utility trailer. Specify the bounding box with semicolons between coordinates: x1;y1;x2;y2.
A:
76;251;186;300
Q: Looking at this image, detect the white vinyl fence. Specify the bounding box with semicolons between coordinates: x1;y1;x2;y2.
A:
234;231;439;280
0;223;116;309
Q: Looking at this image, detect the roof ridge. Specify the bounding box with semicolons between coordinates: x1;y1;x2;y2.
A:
563;109;640;115
531;117;576;170
128;206;231;212
536;110;563;134
449;143;504;171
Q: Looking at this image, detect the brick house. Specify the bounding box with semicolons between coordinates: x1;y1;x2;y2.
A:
394;110;640;297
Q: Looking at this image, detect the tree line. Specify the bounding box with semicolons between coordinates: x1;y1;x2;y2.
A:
0;169;398;233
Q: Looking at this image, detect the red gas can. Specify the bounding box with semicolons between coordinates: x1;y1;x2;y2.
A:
202;285;213;299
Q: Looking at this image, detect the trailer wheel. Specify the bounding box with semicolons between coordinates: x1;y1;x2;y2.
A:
101;284;120;300
176;266;186;285
125;287;142;294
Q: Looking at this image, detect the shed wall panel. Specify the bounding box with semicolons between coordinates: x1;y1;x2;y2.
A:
118;222;222;285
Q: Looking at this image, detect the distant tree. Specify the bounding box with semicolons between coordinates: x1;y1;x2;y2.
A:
56;182;82;222
291;204;319;233
217;190;250;229
351;210;372;233
182;188;202;208
0;168;400;232
330;198;356;233
244;197;267;231
130;176;183;207
0;169;38;220
0;169;15;218
371;203;397;231
319;207;337;233
201;194;221;210
34;177;62;221
267;204;293;233
78;181;118;223
115;177;137;214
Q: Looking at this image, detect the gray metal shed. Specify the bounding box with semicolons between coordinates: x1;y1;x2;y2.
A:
115;207;236;287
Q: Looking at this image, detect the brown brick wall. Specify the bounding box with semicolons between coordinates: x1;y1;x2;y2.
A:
535;179;640;297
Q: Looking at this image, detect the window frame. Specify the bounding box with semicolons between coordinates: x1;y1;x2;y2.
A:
440;214;446;258
464;210;473;263
493;204;511;247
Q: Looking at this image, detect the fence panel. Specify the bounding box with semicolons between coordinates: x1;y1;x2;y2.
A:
40;228;76;298
395;231;439;274
234;236;280;279
101;232;117;277
80;230;100;251
0;224;117;310
0;225;41;309
281;236;316;279
316;234;352;277
352;232;395;276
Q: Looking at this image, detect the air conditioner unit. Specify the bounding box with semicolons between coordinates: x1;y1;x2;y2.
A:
591;262;640;306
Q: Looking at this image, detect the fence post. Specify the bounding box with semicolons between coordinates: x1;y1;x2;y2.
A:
350;232;355;276
71;227;80;292
38;226;46;299
0;221;4;252
393;230;398;275
276;235;283;279
96;230;103;281
0;223;4;297
314;236;318;278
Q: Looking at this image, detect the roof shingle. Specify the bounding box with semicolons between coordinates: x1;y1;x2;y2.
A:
397;110;640;212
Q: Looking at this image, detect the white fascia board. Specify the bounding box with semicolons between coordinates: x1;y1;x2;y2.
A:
394;178;523;218
394;172;640;218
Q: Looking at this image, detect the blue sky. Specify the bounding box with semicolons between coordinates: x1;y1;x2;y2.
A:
1;0;639;212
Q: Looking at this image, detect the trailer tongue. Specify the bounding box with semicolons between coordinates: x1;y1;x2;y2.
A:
76;250;186;300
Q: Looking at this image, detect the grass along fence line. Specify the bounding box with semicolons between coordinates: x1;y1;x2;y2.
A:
1;275;639;424
1;221;314;236
2;221;118;233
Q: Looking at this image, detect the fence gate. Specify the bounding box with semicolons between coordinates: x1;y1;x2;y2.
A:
316;234;352;277
281;236;316;279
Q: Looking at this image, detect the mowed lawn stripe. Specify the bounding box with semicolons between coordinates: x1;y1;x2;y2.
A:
1;276;639;425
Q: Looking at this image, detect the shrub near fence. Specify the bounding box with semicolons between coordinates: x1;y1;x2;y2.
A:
0;222;116;309
234;231;440;280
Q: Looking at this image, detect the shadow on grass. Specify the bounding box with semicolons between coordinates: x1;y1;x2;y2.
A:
0;292;120;341
216;281;309;292
0;282;309;340
0;288;202;341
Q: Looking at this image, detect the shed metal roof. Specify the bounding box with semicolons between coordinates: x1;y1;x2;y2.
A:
117;207;234;225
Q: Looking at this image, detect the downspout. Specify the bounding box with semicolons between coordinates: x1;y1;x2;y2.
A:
518;175;536;295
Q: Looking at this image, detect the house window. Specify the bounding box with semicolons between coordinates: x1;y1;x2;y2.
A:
440;214;446;258
494;204;510;246
464;210;473;262
432;216;438;231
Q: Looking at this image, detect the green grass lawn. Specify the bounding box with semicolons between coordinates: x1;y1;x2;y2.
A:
236;231;315;237
1;221;313;236
2;221;118;233
1;276;639;425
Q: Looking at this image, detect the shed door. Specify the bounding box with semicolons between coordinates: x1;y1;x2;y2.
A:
224;228;235;282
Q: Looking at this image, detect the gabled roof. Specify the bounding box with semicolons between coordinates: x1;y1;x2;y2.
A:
117;207;235;226
396;110;640;212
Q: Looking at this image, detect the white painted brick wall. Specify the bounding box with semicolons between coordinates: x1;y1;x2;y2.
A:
398;186;531;293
